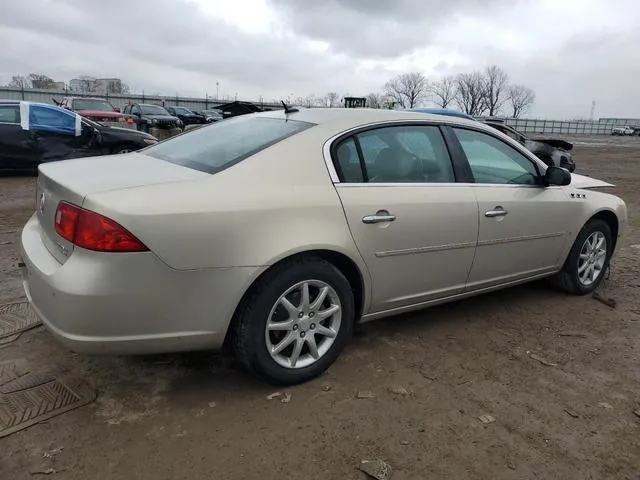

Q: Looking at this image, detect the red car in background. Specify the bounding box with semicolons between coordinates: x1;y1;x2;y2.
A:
53;97;130;125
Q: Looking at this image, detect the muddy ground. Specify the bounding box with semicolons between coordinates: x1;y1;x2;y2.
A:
0;136;639;480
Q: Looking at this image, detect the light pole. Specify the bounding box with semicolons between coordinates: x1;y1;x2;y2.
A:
216;82;219;100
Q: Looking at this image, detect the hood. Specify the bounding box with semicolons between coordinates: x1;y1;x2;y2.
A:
570;173;614;189
535;138;573;151
77;110;123;119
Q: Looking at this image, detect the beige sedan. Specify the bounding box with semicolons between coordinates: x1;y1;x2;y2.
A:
20;108;627;385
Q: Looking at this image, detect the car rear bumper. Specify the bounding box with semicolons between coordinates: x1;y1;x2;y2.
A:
20;213;263;355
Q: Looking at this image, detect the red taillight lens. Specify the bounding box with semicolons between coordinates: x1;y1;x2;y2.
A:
54;202;148;253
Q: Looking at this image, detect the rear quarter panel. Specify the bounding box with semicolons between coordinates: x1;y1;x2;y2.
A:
82;129;369;275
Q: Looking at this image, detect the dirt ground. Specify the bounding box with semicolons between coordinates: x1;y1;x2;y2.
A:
1;136;639;480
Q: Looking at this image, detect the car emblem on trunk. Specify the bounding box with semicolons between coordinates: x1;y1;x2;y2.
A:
38;192;46;215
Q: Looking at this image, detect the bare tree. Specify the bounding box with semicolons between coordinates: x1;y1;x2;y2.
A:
455;72;487;116
322;92;340;107
482;65;509;117
9;75;30;89
384;72;428;109
430;76;456;108
28;73;55;89
121;83;131;94
365;93;384;109
508;85;535;118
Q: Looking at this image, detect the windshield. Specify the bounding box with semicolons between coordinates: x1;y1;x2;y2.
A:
173;107;192;115
73;99;116;111
143;115;314;174
140;105;170;115
203;110;222;117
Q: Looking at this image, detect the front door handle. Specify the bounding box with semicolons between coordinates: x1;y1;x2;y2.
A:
362;210;396;224
485;207;508;218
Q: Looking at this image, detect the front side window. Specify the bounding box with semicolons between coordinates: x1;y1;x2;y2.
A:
454;128;540;185
0;105;20;124
143;116;314;174
28;104;79;136
333;125;455;183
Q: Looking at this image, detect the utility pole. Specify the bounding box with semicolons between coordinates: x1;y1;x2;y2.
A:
216;82;219;100
589;100;596;121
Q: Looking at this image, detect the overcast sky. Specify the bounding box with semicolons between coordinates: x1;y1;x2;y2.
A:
1;0;639;118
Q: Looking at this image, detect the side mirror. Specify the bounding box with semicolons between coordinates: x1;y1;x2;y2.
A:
113;107;121;113
545;166;571;186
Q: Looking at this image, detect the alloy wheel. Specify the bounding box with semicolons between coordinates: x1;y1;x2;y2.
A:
265;280;342;369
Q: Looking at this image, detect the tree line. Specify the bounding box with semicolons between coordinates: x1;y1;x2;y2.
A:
292;65;535;118
6;73;130;94
382;66;535;118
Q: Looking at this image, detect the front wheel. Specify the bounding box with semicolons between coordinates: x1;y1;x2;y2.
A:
551;219;612;294
233;257;355;385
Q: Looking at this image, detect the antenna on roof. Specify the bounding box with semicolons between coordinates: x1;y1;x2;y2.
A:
281;100;299;114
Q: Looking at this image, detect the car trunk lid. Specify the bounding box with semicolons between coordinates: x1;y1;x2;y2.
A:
36;152;208;263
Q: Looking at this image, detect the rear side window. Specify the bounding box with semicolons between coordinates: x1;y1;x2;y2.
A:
144;116;315;173
0;105;20;124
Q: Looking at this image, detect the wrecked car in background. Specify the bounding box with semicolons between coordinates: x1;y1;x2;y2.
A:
482;119;576;172
122;103;182;140
53;96;134;128
0;100;157;174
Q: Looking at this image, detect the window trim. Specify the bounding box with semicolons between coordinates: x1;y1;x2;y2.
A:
328;121;467;185
446;124;548;187
0;104;21;125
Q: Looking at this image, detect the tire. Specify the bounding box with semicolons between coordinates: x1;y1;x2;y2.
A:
551;219;612;295
233;256;355;385
112;144;135;154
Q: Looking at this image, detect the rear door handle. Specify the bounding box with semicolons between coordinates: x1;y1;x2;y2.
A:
485;207;508;218
362;210;396;224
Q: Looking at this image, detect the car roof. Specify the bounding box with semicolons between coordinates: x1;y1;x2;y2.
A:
259;107;482;130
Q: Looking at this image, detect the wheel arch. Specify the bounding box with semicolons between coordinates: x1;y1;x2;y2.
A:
588;209;619;251
223;248;368;349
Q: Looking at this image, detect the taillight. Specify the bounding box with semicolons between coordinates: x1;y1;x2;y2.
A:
54;202;148;253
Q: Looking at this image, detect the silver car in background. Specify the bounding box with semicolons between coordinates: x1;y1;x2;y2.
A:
20;108;627;385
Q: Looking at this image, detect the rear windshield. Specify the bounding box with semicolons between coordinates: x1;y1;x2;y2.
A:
143;116;315;173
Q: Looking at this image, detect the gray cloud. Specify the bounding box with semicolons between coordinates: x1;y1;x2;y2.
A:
267;0;512;57
1;0;639;118
0;0;392;99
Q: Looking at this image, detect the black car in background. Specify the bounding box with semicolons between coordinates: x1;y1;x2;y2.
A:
0;100;157;174
483;119;576;172
122;103;182;139
200;109;224;122
166;106;207;128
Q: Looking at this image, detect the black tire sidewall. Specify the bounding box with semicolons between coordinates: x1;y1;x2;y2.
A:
239;259;355;385
564;219;613;294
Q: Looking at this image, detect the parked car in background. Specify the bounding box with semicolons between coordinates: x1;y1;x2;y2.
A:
408;107;475;120
482;119;576;172
411;110;576;172
611;125;635;136
53;97;129;125
20;108;625;385
166;106;207;129
201;109;224;122
122;103;182;140
0;100;157;174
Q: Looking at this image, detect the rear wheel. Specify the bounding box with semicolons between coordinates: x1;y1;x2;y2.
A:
552;219;612;294
233;257;355;385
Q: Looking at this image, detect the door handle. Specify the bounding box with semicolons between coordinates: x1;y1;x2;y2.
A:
485;207;508;218
362;211;396;224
